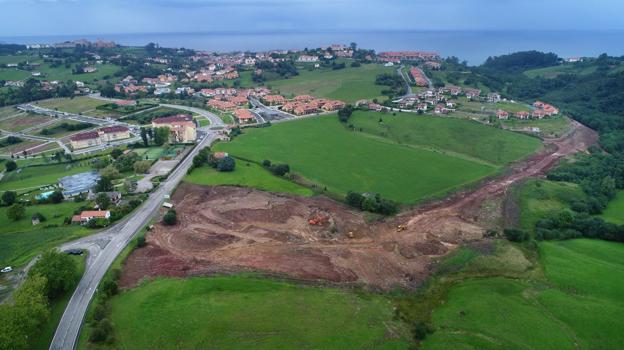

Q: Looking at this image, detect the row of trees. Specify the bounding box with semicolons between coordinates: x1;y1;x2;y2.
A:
345;191;398;215
0;250;79;350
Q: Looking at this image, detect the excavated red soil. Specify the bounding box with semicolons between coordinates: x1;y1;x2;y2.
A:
120;121;597;290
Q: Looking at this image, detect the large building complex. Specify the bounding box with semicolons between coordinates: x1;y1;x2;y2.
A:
151;114;197;143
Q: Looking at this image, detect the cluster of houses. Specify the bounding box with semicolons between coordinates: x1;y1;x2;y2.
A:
69;125;131;150
496;101;559;120
296;44;355;63
409;66;429;87
204;87;270;111
378;51;441;64
280;95;346;116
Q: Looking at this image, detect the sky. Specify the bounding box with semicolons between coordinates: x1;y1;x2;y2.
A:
0;0;623;37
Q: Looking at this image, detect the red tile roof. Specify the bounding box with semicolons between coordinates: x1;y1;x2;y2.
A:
100;125;129;134
70;131;100;141
152;114;193;124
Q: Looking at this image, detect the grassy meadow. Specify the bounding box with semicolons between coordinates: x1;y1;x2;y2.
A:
185;161;314;196
350;111;542;166
267;63;394;103
601;190;624;224
422;239;624;350
0;162;91;192
34;96;108;114
214;115;498;203
0;201;89;266
97;276;411;350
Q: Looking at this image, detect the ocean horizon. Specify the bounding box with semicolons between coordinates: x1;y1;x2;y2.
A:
1;29;623;65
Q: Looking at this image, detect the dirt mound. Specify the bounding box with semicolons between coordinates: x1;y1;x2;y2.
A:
120;121;598;290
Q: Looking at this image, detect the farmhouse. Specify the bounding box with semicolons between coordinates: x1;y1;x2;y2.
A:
71;210;110;225
234;109;256;124
516;111;530;119
152;114;197;143
532;109;547;119
496;110;509;120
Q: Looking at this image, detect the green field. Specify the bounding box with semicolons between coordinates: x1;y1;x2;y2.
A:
0;163;91;192
501;116;571;138
185;161;314;196
267;64;394;103
516;179;586;232
215;116;498;203
422;239;624;350
98;276;411;350
524;64;598;79
35;96;108;114
0;201;89;266
601;190;624;224
350;111;542;166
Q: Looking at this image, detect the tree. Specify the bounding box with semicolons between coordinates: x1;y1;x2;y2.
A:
338;105;354;123
2;190;17;205
503;228;529;242
216;156;236;172
153;126;170;146
5;160;17;172
95;193;111;210
163;209;177;225
262;159;272;167
48;190;64;204
345;191;364;208
95;177;114;193
99;164;120;179
140;127;149;146
7;203;25;221
29;250;78;299
133;160;151;174
270;163;290;176
110;148;123;159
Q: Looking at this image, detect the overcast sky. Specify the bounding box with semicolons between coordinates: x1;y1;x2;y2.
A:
0;0;622;37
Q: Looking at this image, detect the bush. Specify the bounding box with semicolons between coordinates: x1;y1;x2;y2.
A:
5;160;17;172
7;203;25;221
49;190;64;204
136;236;146;248
503;228;530;242
412;321;433;341
2;190;17;205
89;318;113;343
163;209;177;225
216;156;236;172
270;163;290;176
133;160;152;174
262;159;272;167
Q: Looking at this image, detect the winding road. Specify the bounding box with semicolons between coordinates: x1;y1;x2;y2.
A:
49;106;224;350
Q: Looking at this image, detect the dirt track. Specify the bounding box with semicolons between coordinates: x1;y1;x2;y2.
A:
120;121;598;290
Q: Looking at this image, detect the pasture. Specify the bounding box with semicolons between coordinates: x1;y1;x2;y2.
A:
517;179;586;232
35;96;108;114
214;116;497;203
422;239;624;350
601;190;624;224
350;111;542;166
102;276;412;350
0;162;91;192
185;161;314;196
267;63;394;103
0;201;89;266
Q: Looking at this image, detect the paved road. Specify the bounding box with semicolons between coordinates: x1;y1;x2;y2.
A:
49;132;217;350
160;104;225;129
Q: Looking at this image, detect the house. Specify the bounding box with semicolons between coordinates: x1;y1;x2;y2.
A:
207;99;236;111
294;95;315;102
496;109;509;120
434;104;449;114
99;125;130;142
70;131;101;149
227;95;249;105
321;100;346;111
88;191;122;206
410;67;429;87
515;111;530;120
487;92;501;103
424;61;442;70
262;95;286;106
532;109;547;119
297;55;319;63
464;88;481;100
234;109;256;124
152;114;197;143
71;210;110;225
213;152;228;159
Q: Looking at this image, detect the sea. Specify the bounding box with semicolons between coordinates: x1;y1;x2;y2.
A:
1;30;622;65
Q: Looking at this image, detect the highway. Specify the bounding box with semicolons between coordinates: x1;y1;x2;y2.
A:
49;110;224;349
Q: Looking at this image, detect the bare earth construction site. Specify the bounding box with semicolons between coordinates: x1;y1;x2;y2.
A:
120;121;597;290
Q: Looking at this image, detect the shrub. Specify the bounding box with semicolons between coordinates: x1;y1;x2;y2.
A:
216;156;236;172
89;318;113;343
7;203;25;221
262;159;272;167
5;160;17;172
49;190;64;204
136;236;146;248
270;163;290;176
503;228;530;242
2;190;17;205
163;209;177;225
